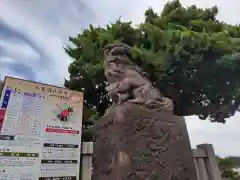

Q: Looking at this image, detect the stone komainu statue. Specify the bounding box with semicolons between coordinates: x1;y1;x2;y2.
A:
92;43;198;180
103;43;174;113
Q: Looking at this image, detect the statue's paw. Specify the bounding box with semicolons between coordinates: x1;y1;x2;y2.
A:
128;98;145;104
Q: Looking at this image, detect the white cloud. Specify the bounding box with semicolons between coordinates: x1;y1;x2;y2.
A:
0;0;239;157
84;0;240;25
180;0;240;25
0;0;97;85
186;114;240;157
0;67;26;80
0;39;40;61
83;0;165;25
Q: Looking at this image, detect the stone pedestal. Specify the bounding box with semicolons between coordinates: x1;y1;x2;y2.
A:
92;104;198;180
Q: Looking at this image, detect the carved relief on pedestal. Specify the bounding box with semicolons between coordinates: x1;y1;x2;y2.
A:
120;114;193;180
92;115;115;177
95;136;114;174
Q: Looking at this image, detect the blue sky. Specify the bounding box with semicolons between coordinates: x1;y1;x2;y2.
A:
0;0;239;156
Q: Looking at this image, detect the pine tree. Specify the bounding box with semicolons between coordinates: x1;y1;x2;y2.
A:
65;0;240;141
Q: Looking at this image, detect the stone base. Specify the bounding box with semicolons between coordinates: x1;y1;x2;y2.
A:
92;104;197;180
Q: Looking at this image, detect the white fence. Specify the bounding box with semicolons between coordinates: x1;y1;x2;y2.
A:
80;142;222;180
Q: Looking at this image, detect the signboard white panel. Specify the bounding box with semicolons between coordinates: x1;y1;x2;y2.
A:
0;77;83;180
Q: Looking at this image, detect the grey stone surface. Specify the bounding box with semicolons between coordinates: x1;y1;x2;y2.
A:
92;104;198;180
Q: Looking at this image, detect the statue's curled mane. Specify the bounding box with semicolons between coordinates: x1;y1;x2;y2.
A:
103;43;174;113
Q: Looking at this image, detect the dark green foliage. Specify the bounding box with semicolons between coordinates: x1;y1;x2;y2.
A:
229;157;240;166
65;0;240;138
217;156;240;180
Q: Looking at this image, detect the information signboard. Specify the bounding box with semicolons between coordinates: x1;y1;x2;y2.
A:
0;76;83;180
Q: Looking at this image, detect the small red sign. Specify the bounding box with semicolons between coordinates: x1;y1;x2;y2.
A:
45;128;80;134
0;108;6;133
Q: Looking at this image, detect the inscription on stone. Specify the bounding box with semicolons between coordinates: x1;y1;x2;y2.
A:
92;105;197;180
